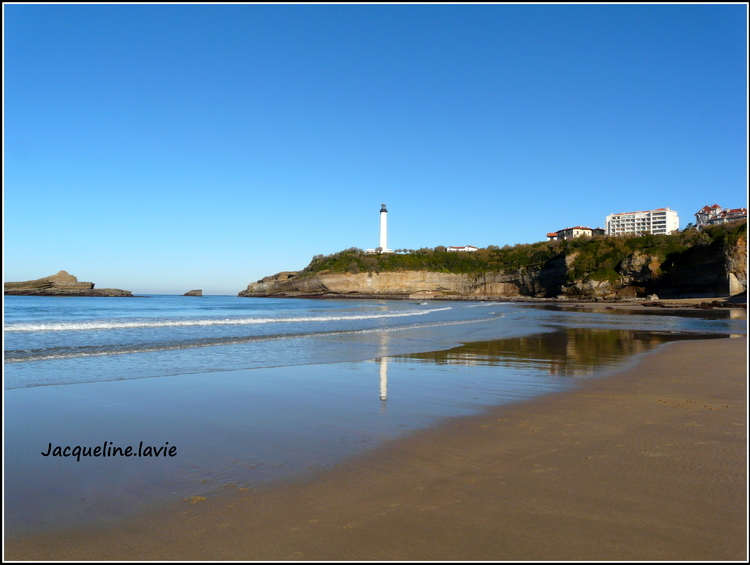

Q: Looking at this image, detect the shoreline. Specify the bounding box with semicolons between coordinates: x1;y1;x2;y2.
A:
240;291;748;308
5;336;746;561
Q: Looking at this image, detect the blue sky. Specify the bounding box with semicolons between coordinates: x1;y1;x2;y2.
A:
4;4;747;294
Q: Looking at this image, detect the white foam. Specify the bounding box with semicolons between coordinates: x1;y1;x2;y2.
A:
4;306;454;333
5;313;506;364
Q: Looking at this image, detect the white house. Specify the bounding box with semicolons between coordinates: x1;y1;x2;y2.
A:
446;245;478;252
547;227;605;241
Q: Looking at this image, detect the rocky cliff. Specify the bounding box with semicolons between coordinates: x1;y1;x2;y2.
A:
4;271;133;297
183;289;203;296
240;269;560;300
240;232;747;301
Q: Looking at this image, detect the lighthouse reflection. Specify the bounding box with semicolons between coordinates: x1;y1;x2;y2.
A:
376;330;390;411
379;357;388;410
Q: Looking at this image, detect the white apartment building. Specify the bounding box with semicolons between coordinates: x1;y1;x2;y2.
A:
605;208;679;236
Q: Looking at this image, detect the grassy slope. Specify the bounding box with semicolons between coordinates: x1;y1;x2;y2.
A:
300;222;746;284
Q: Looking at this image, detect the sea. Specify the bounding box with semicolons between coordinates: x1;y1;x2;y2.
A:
3;294;746;536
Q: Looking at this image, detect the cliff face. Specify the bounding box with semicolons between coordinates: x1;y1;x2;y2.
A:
240;236;747;301
4;271;133;297
242;271;526;299
651;234;747;299
725;234;747;296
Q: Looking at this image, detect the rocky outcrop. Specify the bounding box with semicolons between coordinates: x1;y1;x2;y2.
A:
617;251;661;286
240;236;747;301
240;267;564;300
183;290;203;296
4;271;133;297
725;235;747;296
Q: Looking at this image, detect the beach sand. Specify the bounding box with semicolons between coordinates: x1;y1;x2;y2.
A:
5;337;746;561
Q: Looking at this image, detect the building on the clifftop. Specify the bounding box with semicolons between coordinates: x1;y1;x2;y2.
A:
694;204;747;229
366;203;393;254
446;245;478;252
546;226;605;241
605;208;679;236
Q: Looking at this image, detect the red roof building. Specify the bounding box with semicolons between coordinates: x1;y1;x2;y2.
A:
546;226;605;241
695;204;747;228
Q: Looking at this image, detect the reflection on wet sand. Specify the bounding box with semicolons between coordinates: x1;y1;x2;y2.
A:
379;357;388;408
376;330;390;410
395;328;729;377
524;304;746;320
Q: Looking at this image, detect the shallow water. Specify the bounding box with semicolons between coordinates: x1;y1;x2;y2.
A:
5;296;745;388
3;296;745;536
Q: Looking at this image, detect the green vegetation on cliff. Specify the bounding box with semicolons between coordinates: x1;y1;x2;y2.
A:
301;221;747;283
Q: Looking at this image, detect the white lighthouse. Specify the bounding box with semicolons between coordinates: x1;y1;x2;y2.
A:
366;203;393;254
379;203;390;252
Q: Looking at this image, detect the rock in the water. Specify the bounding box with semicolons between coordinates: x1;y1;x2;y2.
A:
184;289;203;296
4;272;132;297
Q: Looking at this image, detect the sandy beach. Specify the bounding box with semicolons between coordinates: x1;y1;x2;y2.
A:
5;335;746;561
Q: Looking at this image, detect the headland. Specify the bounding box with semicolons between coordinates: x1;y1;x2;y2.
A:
239;221;747;302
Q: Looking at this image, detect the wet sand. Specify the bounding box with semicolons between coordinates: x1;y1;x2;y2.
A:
544;295;747;314
5;337;746;561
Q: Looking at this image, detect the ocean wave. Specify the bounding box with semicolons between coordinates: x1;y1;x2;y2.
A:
4;306;453;333
5;314;504;363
